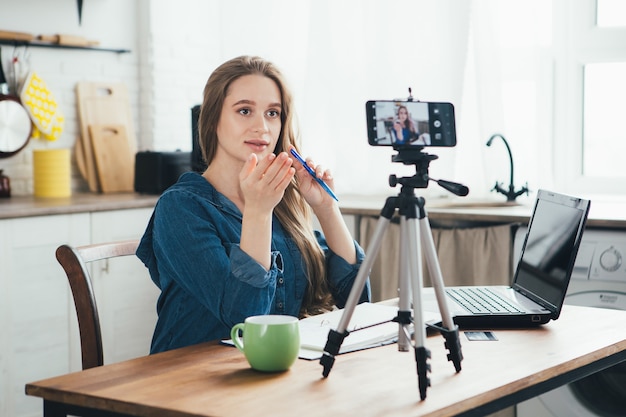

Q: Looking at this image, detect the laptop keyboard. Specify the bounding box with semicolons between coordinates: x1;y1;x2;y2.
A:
446;287;525;314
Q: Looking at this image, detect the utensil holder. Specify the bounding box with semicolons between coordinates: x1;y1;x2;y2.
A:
33;148;71;197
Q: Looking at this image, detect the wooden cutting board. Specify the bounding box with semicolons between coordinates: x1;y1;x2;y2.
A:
76;82;136;192
74;133;87;180
89;124;134;193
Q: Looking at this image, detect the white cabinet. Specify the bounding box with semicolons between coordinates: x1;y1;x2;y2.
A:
0;207;156;417
1;213;90;417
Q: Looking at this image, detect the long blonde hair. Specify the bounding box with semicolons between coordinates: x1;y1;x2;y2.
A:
198;56;333;316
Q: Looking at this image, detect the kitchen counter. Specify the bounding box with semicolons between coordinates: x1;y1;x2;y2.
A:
0;192;159;220
338;194;626;230
1;192;625;230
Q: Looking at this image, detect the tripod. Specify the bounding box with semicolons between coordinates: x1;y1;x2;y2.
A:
320;149;466;400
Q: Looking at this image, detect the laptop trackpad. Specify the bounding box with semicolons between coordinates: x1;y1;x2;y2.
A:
420;287;464;316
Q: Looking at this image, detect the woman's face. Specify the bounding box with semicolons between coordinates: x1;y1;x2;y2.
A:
215;74;282;165
398;107;408;121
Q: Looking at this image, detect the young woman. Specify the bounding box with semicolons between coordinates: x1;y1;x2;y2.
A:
137;56;370;353
392;105;418;145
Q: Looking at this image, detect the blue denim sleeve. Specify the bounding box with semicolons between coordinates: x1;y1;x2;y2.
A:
315;231;371;308
151;190;282;328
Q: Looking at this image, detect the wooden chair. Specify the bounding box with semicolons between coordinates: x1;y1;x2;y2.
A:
56;239;140;370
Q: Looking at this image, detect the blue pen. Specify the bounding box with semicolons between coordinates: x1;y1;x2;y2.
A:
289;148;339;202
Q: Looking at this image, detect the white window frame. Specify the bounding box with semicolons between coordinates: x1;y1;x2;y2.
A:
553;0;626;195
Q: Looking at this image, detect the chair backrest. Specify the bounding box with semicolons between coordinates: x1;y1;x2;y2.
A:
56;239;140;370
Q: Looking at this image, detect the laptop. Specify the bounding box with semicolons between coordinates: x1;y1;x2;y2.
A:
425;189;591;328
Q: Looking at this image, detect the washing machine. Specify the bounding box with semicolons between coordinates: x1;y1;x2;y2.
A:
515;228;626;417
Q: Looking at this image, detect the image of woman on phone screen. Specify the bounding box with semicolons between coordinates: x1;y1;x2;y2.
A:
392;105;418;145
137;55;370;354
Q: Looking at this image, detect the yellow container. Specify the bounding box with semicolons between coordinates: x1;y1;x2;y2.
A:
33;149;71;197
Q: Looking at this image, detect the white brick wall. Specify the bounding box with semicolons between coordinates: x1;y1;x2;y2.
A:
144;0;221;152
1;0;223;196
1;0;142;195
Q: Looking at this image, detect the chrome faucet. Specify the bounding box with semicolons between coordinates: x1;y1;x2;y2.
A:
486;133;529;202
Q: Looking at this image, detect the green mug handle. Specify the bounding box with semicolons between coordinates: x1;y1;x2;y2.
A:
231;323;245;352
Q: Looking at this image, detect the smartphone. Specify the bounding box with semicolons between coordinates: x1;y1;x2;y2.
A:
366;100;456;147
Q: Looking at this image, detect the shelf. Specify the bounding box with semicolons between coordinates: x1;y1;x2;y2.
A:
0;39;130;54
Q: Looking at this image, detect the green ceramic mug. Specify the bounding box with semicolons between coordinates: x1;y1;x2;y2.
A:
231;315;300;372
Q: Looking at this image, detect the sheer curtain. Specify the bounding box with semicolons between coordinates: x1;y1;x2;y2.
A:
360;217;516;302
456;1;554;201
146;0;552;201
146;0;471;197
217;0;473;196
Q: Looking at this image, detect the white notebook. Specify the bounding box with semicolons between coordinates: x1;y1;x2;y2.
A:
298;302;440;360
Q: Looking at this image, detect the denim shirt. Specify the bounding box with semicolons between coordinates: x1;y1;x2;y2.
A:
137;172;370;353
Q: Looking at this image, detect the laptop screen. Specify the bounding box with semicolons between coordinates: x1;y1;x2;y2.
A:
513;191;590;310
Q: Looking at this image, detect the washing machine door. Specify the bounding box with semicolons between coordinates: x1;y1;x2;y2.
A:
537;291;626;417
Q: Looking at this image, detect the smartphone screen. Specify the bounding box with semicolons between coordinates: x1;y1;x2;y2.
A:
366;100;456;147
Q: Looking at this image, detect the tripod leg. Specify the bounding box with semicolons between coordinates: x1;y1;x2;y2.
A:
397;217;412;352
419;217;463;373
406;217;431;400
419;218;454;330
320;213;391;377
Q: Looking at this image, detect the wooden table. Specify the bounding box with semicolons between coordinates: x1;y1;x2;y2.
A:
26;305;626;417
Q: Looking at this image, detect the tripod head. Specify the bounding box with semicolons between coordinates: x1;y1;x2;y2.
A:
389;147;469;197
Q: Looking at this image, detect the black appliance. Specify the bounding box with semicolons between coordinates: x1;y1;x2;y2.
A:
134;151;191;194
191;105;207;172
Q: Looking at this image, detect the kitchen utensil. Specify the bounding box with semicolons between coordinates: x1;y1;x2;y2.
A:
9;46;31;96
0;49;31;158
0;169;10;197
74;133;87;179
89;124;134;193
77;0;84;25
33;148;71;198
37;34;99;47
76;82;136;192
20;71;64;141
76;121;98;192
0;30;34;42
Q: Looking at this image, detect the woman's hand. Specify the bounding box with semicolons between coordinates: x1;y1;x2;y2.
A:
239;152;295;211
290;147;356;264
393;120;403;136
290;147;336;209
238;151;295;270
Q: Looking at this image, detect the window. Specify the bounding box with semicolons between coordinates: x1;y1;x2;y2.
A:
554;0;626;194
583;62;626;178
596;0;626;27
